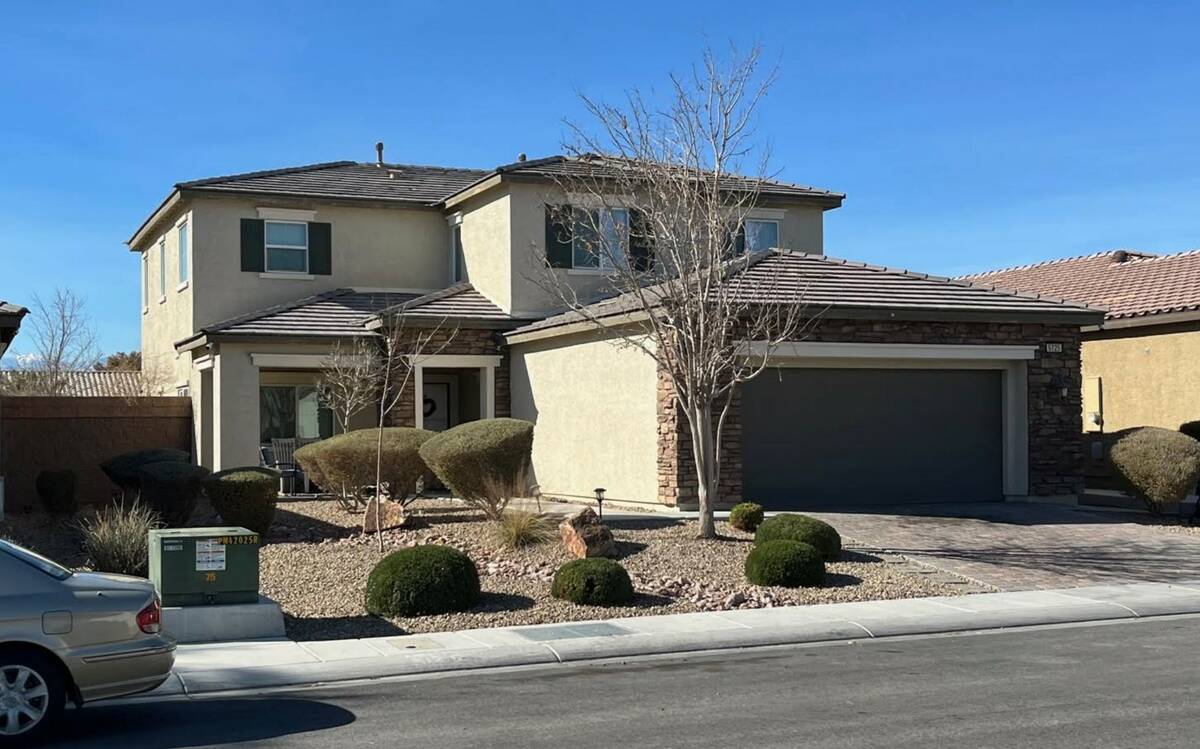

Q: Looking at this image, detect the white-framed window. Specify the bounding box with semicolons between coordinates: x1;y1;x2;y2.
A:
260;385;333;443
451;223;466;283
572;207;629;270
158;239;166;299
744;219;780;252
141;253;149;311
264;220;309;273
177;221;189;285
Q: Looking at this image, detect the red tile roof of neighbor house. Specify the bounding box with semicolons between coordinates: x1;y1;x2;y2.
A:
0;370;144;397
960;249;1200;322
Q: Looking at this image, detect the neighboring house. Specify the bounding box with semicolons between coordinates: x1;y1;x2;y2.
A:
0;370;145;397
963;250;1200;434
0;302;26;360
128;149;1102;510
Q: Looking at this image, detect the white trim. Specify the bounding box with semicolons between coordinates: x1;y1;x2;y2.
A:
176;280;190;292
411;354;501;368
446;212;463;226
258;272;314;281
412;354;501;429
257;207;317;221
743;341;1039;361
194;355;214;371
747;207;787;220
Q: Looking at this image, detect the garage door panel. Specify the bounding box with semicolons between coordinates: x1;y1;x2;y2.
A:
742;368;1003;509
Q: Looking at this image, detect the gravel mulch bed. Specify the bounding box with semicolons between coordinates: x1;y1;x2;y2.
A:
260;498;969;640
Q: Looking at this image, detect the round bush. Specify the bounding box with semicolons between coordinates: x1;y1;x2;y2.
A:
745;539;825;587
35;470;77;515
550;558;635;607
139;462;211;526
419;418;534;501
101;448;191;492
1111;427;1200;514
754;514;841;561
314;428;435;501
293;440;328;489
365;545;480;616
728;502;765;532
203;468;279;535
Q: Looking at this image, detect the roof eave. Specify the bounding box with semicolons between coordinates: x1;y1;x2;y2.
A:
127;189;183;249
1090;308;1200;333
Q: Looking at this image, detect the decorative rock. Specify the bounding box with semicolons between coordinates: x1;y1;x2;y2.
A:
724;591;746;607
558;507;616;559
362;498;411;533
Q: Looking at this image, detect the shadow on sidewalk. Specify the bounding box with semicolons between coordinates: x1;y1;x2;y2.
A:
53;697;355;748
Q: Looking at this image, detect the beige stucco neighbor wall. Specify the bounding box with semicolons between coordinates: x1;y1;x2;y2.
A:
1083;325;1200;432
509;331;659;504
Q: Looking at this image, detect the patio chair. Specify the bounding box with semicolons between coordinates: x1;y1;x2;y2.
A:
260;442;300;495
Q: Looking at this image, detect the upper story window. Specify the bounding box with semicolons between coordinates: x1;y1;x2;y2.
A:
177;221;189;285
451;223;466;283
744;219;779;252
265;221;309;273
158;239;167;299
546;204;652;272
142;254;149;311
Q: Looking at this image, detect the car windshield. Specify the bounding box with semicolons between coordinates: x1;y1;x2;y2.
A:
0;539;73;580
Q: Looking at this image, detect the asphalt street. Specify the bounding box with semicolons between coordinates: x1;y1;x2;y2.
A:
50;615;1200;748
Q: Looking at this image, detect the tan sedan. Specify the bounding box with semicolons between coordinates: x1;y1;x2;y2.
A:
0;539;175;744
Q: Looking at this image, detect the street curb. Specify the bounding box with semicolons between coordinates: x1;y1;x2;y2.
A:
151;581;1200;697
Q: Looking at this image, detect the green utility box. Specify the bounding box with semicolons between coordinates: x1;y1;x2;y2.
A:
148;527;261;607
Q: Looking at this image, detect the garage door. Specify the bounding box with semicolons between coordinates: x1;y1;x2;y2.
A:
742;368;1003;509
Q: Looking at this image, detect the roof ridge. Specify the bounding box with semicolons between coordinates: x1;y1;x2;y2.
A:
958;249;1157;279
177;161;357;188
1116;248;1200;265
364;161;490;174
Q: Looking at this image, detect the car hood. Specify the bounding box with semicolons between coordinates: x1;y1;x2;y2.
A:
65;571;156;595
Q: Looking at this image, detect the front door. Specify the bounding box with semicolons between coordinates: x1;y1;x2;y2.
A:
423;382;451;432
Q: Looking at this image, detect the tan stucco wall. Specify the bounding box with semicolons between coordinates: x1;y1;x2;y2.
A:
1083;326;1200;432
509;331;659;504
190;196;451;330
138;208;194;394
455;189;513;312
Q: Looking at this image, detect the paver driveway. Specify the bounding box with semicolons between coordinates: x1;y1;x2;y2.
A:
807;502;1200;591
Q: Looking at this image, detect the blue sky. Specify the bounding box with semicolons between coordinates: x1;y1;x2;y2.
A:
3;1;1199;355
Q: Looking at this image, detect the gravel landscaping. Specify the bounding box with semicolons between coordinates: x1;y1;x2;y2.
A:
1;497;973;641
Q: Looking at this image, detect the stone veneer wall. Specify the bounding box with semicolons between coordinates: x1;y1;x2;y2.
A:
657;320;1084;507
384;327;510;428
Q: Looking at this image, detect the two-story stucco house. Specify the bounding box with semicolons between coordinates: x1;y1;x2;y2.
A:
128;150;1103;511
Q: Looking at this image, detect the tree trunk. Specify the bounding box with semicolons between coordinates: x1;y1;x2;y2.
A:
689;402;718;539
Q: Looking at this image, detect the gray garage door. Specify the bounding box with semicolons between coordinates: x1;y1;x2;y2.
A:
742;368;1003;510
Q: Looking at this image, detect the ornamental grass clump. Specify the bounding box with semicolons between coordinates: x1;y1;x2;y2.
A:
78;500;160;577
728;502;765;532
493;509;555;549
744;539;825;588
1110;427;1200;515
365;545;480;616
754;513;842;561
550;558;635;607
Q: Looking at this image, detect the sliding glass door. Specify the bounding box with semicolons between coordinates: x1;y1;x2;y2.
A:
260;385;334;443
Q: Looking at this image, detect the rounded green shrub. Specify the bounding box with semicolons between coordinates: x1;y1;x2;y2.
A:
754;513;841;560
745;539;825;587
203;468;279;535
728;502;765;532
418;418;534;501
101;448;191;493
1110;427;1200;514
315;428;435;501
139;462;211;526
550;558;635;607
35;470;77;515
293;440;328;489
365;545;480;616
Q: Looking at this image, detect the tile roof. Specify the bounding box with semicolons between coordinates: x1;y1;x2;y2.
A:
184;289;422;345
0;370;145;397
489;155;844;203
0;302;27;319
960;250;1200;322
378;283;523;323
178;161;491;205
510;250;1104;336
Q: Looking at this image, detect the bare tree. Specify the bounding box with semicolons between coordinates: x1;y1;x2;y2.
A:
319;338;381;432
1;289;98;395
534;45;817;538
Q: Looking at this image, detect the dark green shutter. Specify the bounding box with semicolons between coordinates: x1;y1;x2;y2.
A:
545;204;573;268
240;219;265;272
629;208;655;271
308;222;332;275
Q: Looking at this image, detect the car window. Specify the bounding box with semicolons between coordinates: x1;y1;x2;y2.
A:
0;539;73;580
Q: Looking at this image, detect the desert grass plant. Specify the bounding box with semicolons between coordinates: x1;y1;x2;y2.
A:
493;509;556;549
78;500;160;577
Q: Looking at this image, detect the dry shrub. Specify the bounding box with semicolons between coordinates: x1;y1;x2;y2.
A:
493;510;556;549
78;500;160;577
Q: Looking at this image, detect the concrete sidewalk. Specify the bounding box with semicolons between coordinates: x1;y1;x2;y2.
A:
146;580;1200;697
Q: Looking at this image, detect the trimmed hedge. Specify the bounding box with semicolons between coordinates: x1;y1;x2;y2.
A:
550;558;635;607
745;539;825;587
100;448;191;493
35;470;77;515
729;502;765;532
204;467;279;535
365;545;480;616
139;462;211;526
310;428;435;502
754;514;841;561
1110;427;1200;514
418;418;535;501
293;440;328;489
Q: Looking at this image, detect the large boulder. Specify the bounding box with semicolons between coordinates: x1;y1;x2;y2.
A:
362;497;415;534
558;507;615;559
